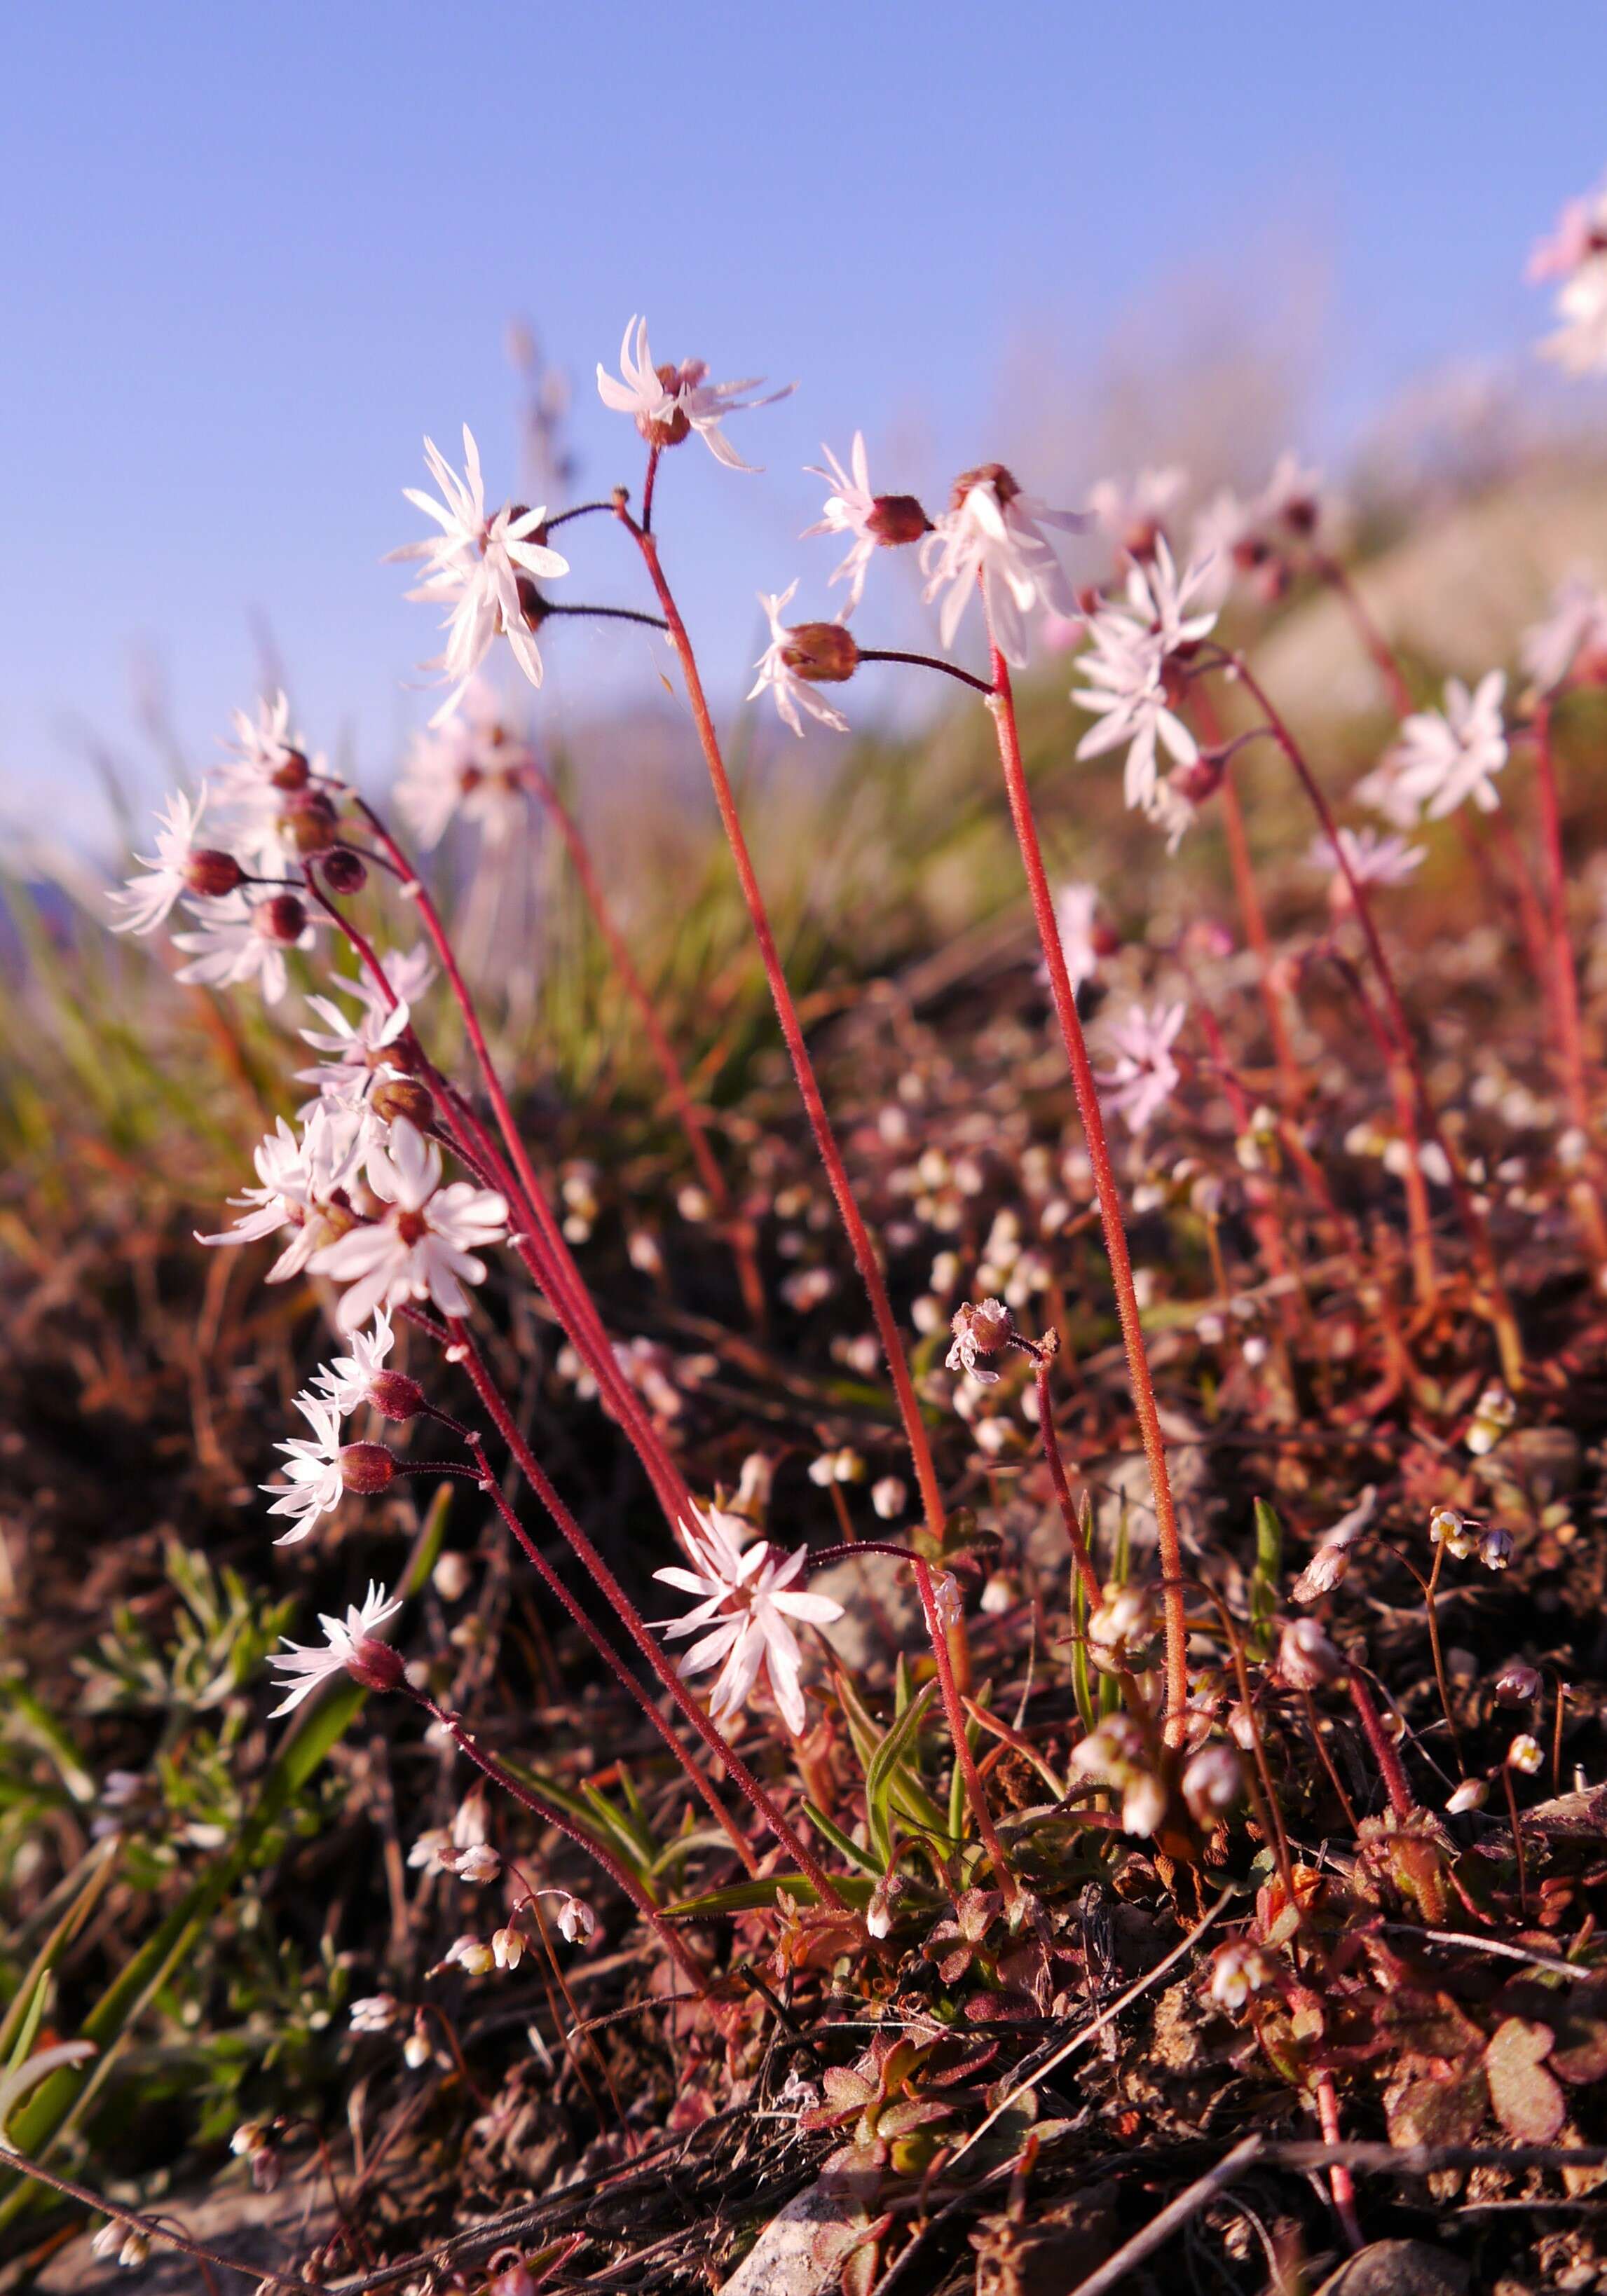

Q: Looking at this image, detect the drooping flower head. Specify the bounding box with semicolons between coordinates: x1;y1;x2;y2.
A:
267;1583;404;1715
802;433;931;615
652;1504;843;1737
388;427;569;723
921;465;1088;668
596;317;795;472
748;585;856;737
111;790;243;935
171;890;322;1006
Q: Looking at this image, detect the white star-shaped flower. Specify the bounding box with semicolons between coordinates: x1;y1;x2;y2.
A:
267;1582;402;1716
1099;1001;1187;1135
309;1117;507;1332
170;893;320;1006
921;466;1088;668
1071;540;1217;818
596;316;795;472
1521;570;1607;692
747;584;853;738
1355;671;1508;824
262;1394;348;1545
196;1107;364;1280
313;1309;397;1417
111;790;223;935
652;1504;842;1737
390;427;569;724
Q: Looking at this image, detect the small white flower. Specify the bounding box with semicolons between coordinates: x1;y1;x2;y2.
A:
1540;254;1607;377
1308;826;1425;898
111;790;222;935
551;1891;596;1945
314;1310;397;1417
921;465;1088;667
296;985;413;1122
1520;570;1607;692
444;1934;495;1977
350;1993;399;2031
1291;1486;1377;1604
945;1298;1011;1384
1355;671;1509;824
870;1475;907;1521
389;427;569;724
652;1504;842;1738
1086;465;1186;559
1208;1941;1268;2012
196;1107;363;1281
491;1923;524;1970
1121;1772;1168;1838
395;681;537;851
596;316;795;471
267;1581;403;1716
1072;541;1218;817
1445;1778;1489;1815
171;891;320;1005
1182;1745;1241;1825
262;1394;349;1546
1098;1001;1187;1134
1507;1733;1544;1776
310;1117;507;1332
803;432;880;612
748;584;853;737
207;692;331;866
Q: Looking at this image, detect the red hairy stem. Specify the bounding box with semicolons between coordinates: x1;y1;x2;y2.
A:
1531;701;1606;1242
1346;1669;1414;1819
1189;682;1304;1106
339;797;701;1520
1314;2067;1364;2253
445;1318;847;1905
466;1441;760;1874
985;652;1189;1740
616;504;950;1556
911;1558;1018;1905
1226;656;1523;1387
411;1691;711;1994
1032;1355;1102;1612
524;759;768;1325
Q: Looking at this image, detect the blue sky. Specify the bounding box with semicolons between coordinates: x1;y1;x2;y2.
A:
3;2;1604;833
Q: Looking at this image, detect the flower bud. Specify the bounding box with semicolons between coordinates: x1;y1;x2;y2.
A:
1208;1941;1268;2012
259;892;309;944
554;1892;596;1944
870;1475;907;1521
866;1873;905;1939
780;622;859;685
269;748;312;792
403;2015;431;2069
1172;752;1226;806
1445;1778;1489;1814
951;461;1020;510
1277;1618;1343;1689
1182;1744;1242;1826
1494;1661;1543;1707
367;1369;427;1422
432;1550;472;1602
370;1075;435;1129
930;1570;964;1630
231;2120;271;2158
350;1993;398;2031
340;1442;397;1495
866;493;932;546
276;790;340;855
449;1842;501;1885
343;1635;406;1698
1121;1771;1168;1838
488;2269;540;2296
446;1934;495;1977
184;848;245;898
491;1923;524;1970
1465;1382;1516;1455
1479;1526;1513;1572
319;846;369;895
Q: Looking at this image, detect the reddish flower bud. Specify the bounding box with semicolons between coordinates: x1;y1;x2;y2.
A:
866;493;932;547
1172;752;1226;806
950;461;1020;511
368;1370;428;1422
320;846;369;895
340;1442;397;1495
1493;1661;1543;1707
344;1635;406;1697
269;748;312;792
184;848;245;898
277;791;339;856
641;365;695;451
370;1075;435;1129
259;893;308;944
780;623;859;685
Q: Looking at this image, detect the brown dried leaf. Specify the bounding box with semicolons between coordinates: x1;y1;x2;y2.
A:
1483;2016;1564;2143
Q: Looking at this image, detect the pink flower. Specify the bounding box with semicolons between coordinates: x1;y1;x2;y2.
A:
1098;1001;1187;1134
596;316;795;472
921;466;1088;668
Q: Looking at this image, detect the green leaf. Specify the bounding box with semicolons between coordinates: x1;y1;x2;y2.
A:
666;1873;874;1918
802;1803;882;1878
1249;1498;1283;1661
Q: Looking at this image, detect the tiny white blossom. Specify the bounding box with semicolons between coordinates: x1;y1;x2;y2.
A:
804;432;880;612
1507;1733;1544;1776
196;1107;363;1281
395;681;538;851
1291;1486;1377;1604
1308;826;1426;899
1099;1001;1187;1134
262;1394;348;1545
349;1993;399;2032
267;1581;402;1716
1086;466;1186;559
596;316;795;471
1355;671;1508;824
1072;541;1218;818
652;1504;842;1737
314;1310;397;1417
921;466;1088;668
389;427;569;724
171;892;320;1005
111;790;224;935
1521;570;1607;692
748;584;852;738
296;987;413;1122
310;1118;507;1332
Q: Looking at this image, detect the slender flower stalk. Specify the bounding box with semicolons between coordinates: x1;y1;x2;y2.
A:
1222;654;1524;1387
985;649;1189;1738
439;1316;847;1906
1530;699;1606;1256
404;1686;710;1995
613;495;950;1560
910;1557;1017;1905
521;757;767;1323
